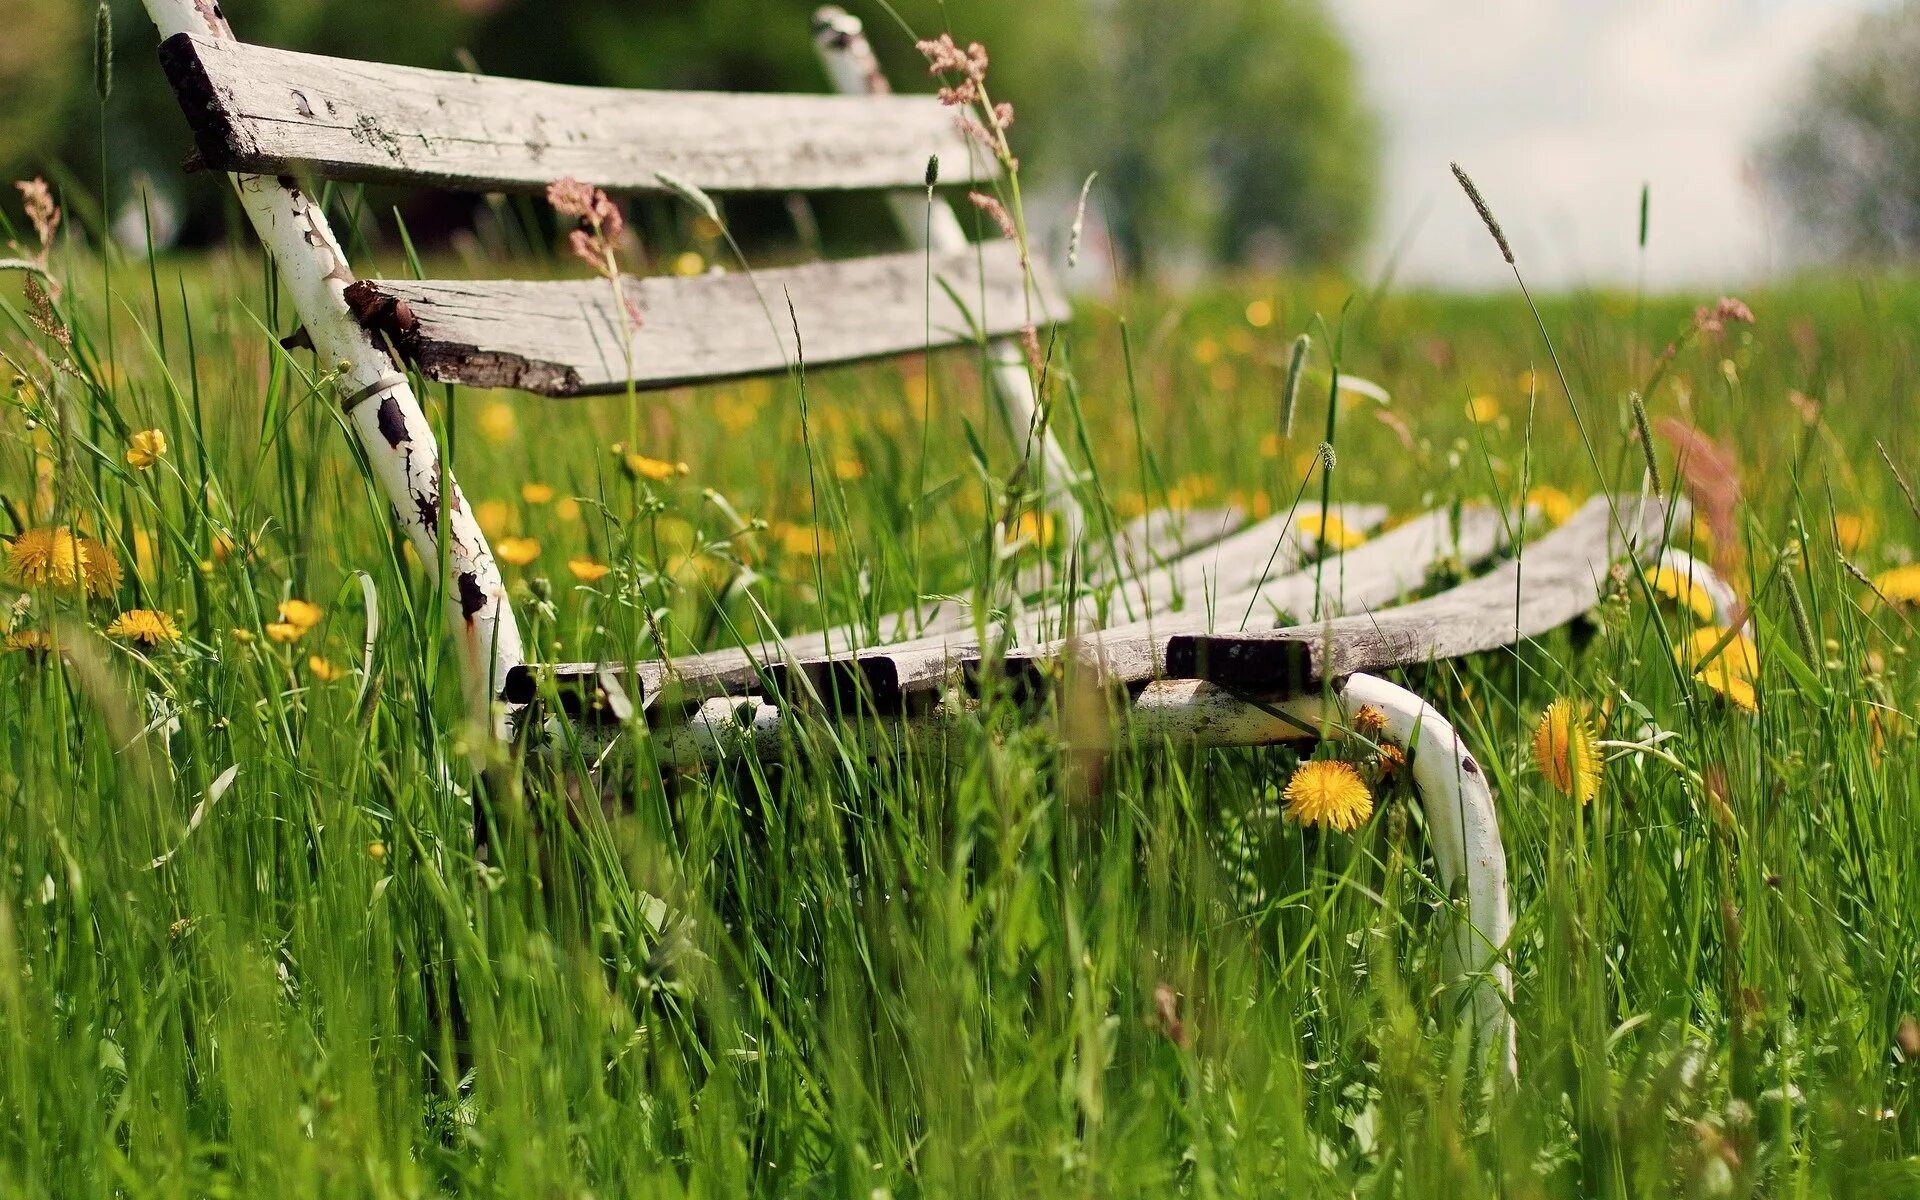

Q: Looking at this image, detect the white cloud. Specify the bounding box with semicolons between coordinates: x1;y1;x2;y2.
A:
1335;0;1879;288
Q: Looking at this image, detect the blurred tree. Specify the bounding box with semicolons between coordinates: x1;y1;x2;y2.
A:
19;0;1376;272
1764;1;1920;260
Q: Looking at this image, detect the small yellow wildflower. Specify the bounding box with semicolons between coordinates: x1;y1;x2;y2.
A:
307;655;346;682
625;453;689;483
1526;485;1577;527
1641;565;1717;622
495;536;541;566
6;526;120;596
2;630;57;656
277;599;324;631
673;250;706;277
520;482;556;505
1353;704;1388;735
1300;512;1364;550
772;522;834;557
473;500;511;538
265;622;303;644
1281;759;1374;832
1676;626;1759;712
1464;394;1501;424
1245;298;1274;328
230;627;255;644
1191;337;1221;366
1874;564;1920;606
1832;511;1870;554
477;401;517;444
1011;511;1055;550
106;609;182;645
367;841;386;860
125;428;167;470
567;557;611;583
555;496;583;523
1531;698;1601;805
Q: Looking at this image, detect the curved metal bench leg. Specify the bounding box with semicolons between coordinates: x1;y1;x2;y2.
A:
1278;674;1518;1081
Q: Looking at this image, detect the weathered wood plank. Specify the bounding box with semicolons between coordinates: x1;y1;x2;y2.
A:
159;33;996;193
993;503;1510;688
1165;496;1675;694
349;242;1061;396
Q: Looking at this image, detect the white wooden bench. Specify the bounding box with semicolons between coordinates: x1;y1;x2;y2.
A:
142;0;1738;1077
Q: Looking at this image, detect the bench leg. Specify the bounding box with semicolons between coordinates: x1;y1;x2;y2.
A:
143;0;525;736
810;6;1085;548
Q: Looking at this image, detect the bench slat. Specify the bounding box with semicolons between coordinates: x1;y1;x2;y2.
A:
1165;496;1675;693
352;242;1060;396
159;33;996;194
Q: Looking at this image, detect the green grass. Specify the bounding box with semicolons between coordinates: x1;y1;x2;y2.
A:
2;192;1919;1196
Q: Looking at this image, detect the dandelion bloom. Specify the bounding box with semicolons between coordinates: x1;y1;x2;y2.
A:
772;522;834;558
1526;485;1576;527
555;497;583;523
477;402;517;444
496;536;541;566
1831;512;1870;554
277;598;323;630
1282;759;1374;831
1300;512;1364;551
106;609;182;645
2;629;57;656
1353;704;1388;735
1011;510;1055;549
265;622;303;644
567;557;611;583
1676;626;1759;712
125;428;167;470
5;526;121;596
474;500;511;537
624;454;688;483
520;482;556;505
1641;565;1717;622
1532;698;1601;805
1874;564;1920;606
1245;299;1274;328
307;655;346;682
1464;395;1501;424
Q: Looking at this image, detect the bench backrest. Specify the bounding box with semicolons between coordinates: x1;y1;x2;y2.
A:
158;31;1059;397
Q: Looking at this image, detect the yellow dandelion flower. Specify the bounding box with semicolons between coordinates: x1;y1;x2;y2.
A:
495;536;541;566
277;598;323;630
1531;698;1601;805
3;629;57;656
772;522;834;557
1874;564;1920;606
1641;565;1717;622
1191;337;1221;366
1465;394;1501;424
473;500;512;538
555;496;583;523
625;454;689;483
1281;759;1374;832
1676;626;1759;712
1011;510;1055;550
106;609;182;645
367;840;386;860
1374;742;1406;778
81;537;122;597
1245;298;1274;328
567;557;611;583
1300;512;1364;550
1526;485;1577;527
265;621;304;644
520;482;556;505
1831;511;1869;554
673;250;706;277
477;401;517;444
1353;704;1388;735
307;655;346;682
6;526;87;590
125;428;168;470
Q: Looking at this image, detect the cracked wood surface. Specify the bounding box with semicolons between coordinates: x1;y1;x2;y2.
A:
1165;496;1677;694
350;242;1060;396
159;32;995;194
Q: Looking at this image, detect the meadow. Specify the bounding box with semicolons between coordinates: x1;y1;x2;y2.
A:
2;181;1919;1196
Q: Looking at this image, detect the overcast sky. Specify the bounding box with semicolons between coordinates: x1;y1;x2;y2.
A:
1334;0;1886;289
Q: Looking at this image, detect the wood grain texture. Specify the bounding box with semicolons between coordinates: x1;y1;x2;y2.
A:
1164;496;1676;694
995;503;1510;687
350;242;1061;396
159;33;996;193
